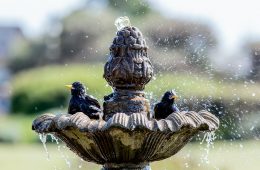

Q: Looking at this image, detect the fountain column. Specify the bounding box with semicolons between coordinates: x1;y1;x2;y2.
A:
103;21;153;121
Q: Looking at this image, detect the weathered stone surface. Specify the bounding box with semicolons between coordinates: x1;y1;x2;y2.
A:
102;163;150;170
103;90;150;120
32;111;219;167
103;26;153;91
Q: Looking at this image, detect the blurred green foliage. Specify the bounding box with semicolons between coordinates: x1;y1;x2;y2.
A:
0;115;36;143
108;0;150;16
8;40;48;73
10;64;260;140
60;10;115;62
7;6;217;73
11;64;110;114
11;64;260;115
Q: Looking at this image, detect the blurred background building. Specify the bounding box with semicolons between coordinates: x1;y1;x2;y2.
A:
0;26;24;114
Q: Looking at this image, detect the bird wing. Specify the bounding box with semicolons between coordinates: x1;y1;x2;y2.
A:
85;95;101;108
68;101;78;114
153;103;159;118
154;104;158;113
68;103;72;114
172;104;180;112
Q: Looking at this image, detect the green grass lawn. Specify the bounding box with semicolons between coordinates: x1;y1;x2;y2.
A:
0;115;36;143
0;140;259;170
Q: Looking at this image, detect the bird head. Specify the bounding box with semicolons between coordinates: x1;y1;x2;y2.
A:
65;81;86;96
161;90;178;103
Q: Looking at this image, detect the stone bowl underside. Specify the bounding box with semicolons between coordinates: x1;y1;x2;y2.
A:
32;111;219;165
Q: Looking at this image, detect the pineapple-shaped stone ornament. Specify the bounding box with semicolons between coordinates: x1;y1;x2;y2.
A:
104;16;153;91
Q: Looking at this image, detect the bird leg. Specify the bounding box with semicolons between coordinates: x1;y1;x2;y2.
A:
98;112;104;121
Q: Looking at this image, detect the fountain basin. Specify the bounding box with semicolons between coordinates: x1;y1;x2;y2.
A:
32;110;219;169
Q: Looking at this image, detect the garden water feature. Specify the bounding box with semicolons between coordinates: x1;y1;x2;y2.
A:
32;17;219;170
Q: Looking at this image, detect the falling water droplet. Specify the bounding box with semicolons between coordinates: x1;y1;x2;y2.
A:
55;142;72;168
200;131;216;165
50;134;59;144
39;133;50;160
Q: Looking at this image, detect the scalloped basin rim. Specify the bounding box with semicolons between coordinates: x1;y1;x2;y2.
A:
32;110;219;134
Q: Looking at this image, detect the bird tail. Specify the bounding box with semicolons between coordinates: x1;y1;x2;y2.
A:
89;105;102;112
89;106;103;120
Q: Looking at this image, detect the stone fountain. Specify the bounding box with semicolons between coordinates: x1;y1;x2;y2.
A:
32;17;219;170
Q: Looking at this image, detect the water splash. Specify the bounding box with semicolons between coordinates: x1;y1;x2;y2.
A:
39;132;94;170
57;143;72;168
199;131;216;164
50;134;59;144
184;162;189;168
78;158;84;169
40;133;72;168
182;152;191;169
39;133;50;160
114;16;131;30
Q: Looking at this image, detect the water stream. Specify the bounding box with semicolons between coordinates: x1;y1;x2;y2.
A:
199;131;216;165
39;133;73;169
39;133;50;161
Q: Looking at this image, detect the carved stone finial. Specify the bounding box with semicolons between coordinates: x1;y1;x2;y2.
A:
103;21;153;91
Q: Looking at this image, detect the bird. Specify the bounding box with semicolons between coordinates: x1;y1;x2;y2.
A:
104;93;114;101
65;81;103;120
154;90;179;120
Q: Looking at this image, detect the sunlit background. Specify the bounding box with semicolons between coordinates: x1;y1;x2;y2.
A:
0;0;259;170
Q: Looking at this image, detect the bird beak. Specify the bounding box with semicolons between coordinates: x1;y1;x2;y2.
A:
171;95;178;99
65;85;73;90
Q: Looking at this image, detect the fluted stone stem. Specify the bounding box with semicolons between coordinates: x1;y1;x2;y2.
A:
102;163;151;170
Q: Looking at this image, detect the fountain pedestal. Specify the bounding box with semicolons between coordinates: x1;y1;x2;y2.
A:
32;17;219;170
102;163;150;170
103;90;151;120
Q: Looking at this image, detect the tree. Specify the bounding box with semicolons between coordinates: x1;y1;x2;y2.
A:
108;0;150;16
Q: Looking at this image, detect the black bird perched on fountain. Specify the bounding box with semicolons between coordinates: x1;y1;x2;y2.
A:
154;90;180;120
66;81;103;120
